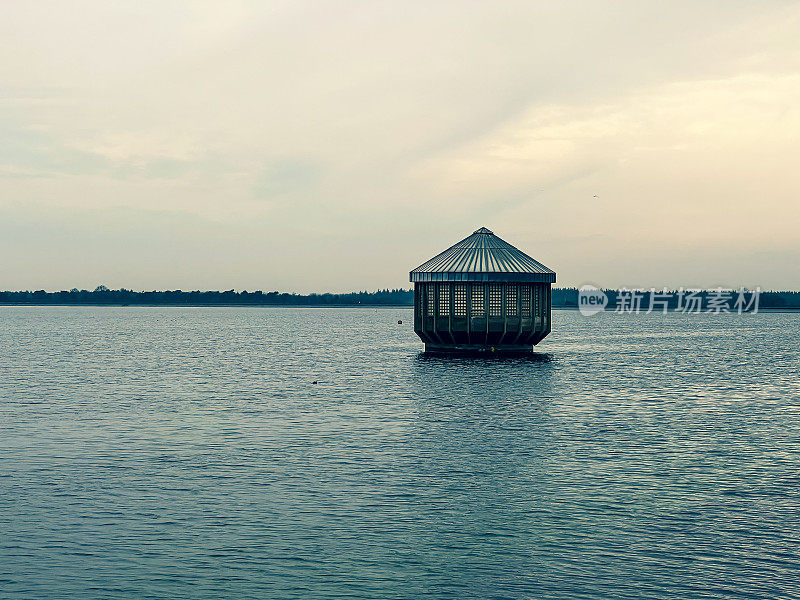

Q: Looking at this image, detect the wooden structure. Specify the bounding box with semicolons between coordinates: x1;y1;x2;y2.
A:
410;227;556;353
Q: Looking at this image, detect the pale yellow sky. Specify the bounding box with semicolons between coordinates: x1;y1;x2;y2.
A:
1;1;799;292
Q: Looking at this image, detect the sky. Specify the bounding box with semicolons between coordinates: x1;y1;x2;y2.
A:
2;1;799;292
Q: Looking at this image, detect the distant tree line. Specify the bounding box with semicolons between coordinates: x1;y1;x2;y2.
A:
0;286;798;308
0;286;414;306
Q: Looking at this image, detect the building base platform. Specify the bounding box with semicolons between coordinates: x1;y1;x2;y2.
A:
424;343;535;355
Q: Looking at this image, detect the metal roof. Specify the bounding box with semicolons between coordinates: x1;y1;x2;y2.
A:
410;227;556;283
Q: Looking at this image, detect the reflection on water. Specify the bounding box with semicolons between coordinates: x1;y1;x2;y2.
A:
1;307;799;599
415;351;553;362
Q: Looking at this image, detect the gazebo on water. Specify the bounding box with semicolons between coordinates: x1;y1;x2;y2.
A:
409;227;556;353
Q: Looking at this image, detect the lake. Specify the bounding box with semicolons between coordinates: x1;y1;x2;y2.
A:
1;306;799;599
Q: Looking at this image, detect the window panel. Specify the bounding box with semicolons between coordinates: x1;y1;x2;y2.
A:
521;285;531;316
506;285;518;316
438;284;450;316
488;285;503;317
426;283;435;316
454;284;467;317
471;285;484;316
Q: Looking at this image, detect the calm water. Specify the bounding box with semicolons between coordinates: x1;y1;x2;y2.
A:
1;307;799;599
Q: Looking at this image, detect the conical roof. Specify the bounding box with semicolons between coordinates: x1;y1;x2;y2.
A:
410;227;556;283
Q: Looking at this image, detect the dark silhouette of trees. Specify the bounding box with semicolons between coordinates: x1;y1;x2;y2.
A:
0;287;798;308
0;287;416;306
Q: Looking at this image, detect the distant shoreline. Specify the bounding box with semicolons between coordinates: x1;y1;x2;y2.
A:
2;287;799;309
0;303;414;308
1;304;798;312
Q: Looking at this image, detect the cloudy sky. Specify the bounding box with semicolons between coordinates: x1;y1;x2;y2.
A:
2;1;799;292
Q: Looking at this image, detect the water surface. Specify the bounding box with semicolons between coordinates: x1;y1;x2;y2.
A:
1;307;799;599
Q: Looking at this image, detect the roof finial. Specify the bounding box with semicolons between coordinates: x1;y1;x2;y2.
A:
473;226;493;234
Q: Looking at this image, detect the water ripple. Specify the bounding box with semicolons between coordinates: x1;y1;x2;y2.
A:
1;307;799;599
